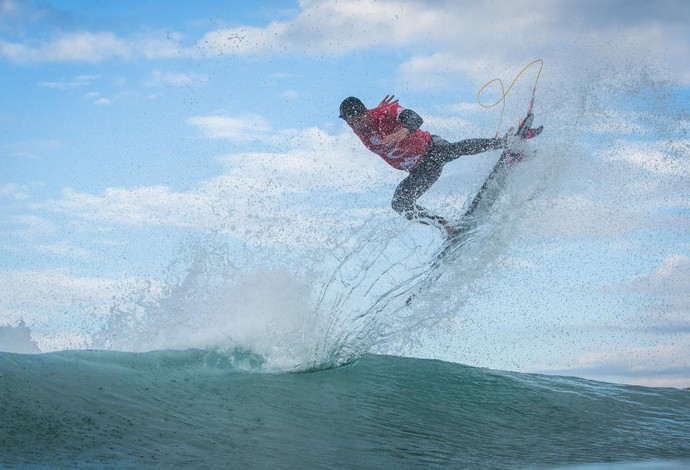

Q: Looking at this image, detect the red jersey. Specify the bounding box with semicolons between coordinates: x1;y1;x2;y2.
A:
353;102;431;171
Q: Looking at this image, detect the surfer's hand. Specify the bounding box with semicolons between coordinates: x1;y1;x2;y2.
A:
379;95;398;106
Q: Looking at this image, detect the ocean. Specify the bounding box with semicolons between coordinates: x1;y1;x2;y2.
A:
1;350;688;469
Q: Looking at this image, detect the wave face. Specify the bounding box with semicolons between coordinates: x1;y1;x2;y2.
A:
1;351;688;469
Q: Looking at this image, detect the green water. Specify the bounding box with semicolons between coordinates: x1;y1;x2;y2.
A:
1;350;688;469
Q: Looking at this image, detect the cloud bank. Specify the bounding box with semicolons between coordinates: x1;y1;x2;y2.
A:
2;1;688;86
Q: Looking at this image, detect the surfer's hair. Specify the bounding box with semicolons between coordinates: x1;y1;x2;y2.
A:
339;97;366;120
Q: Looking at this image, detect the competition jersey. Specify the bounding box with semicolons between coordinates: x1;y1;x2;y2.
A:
353;103;431;171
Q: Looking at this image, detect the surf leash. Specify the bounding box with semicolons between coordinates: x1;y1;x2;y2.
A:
476;59;544;135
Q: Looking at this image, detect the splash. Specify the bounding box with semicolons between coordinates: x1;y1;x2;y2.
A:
0;320;40;354
91;135;565;373
92;242;326;371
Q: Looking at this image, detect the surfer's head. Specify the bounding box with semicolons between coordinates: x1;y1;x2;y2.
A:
340;97;369;132
339;97;366;121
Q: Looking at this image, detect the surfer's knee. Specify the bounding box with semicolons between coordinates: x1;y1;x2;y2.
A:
391;196;414;218
391;196;404;214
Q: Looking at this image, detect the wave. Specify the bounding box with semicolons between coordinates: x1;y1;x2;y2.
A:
1;350;688;468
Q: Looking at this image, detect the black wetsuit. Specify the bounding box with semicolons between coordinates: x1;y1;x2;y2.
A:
391;109;504;226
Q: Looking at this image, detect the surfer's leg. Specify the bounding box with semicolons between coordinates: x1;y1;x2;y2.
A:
428;136;504;164
391;160;449;227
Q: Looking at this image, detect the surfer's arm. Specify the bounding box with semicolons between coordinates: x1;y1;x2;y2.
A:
380;108;423;146
381;127;411;146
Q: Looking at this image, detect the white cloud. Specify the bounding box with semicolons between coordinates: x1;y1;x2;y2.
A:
523;194;646;238
37;242;93;259
81;91;113;106
499;255;536;269
541;342;690;388
215;127;397;193
38;74;100;90
646;254;690;284
146;70;209;87
628;254;690;328
194;25;282;57
187;0;690;88
0;268;162;351
0;183;35;200
5;214;57;237
585;108;650;135
45;185;202;227
0;268;149;312
600;140;690;177
398;53;493;90
1;0;687;90
191;0;472;59
392;1;690;88
0;31;131;63
187;114;272;140
40;126;398;248
138;32;186;59
0;29;186;64
515;135;690;241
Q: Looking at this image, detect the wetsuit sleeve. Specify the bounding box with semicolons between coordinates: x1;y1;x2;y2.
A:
398;109;423;131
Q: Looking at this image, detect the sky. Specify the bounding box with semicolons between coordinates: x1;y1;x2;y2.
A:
1;0;689;387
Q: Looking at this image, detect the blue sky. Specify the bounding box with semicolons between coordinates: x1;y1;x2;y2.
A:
1;0;689;387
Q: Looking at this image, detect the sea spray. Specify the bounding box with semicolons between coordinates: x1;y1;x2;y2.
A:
93;241;326;370
91;140;563;372
93;223;443;371
308;219;440;369
379;139;573;356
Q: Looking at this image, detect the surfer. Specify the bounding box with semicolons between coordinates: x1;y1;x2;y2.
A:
339;95;542;234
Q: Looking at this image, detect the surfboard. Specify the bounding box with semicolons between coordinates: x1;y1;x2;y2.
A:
406;113;542;305
438;113;541;260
